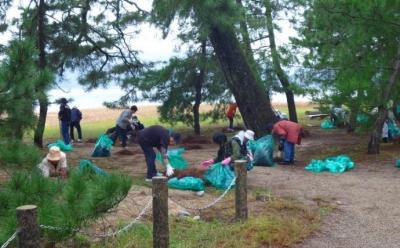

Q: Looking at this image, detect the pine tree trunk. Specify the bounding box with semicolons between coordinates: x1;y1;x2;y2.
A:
265;0;298;122
192;40;206;135
34;0;47;147
209;25;277;137
347;106;358;133
367;47;400;154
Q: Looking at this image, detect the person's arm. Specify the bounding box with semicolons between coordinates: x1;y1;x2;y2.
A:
58;105;65;120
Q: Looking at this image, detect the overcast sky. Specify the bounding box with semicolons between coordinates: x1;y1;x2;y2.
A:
4;0;308;112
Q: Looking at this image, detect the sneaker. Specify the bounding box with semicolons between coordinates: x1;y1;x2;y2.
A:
77;139;82;143
145;178;152;182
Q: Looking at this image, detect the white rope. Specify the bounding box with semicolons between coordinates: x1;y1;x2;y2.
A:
1;231;18;248
168;176;236;211
40;197;152;238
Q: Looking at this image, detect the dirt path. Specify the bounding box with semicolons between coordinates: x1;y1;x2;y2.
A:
248;128;400;248
48;128;400;247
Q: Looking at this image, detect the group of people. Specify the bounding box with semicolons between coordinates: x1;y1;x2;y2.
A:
39;102;303;181
59;98;83;144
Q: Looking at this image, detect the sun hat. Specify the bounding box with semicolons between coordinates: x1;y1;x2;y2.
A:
47;146;61;161
243;130;255;140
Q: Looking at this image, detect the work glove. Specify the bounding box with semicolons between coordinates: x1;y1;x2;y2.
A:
166;163;174;177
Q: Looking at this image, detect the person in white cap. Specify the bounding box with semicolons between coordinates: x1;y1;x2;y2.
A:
225;130;255;164
37;146;68;179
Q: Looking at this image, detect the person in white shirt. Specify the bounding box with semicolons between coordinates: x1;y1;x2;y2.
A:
37;146;68;179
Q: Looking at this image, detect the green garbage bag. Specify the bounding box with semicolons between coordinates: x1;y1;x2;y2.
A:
396;160;400;168
247;135;275;167
92;134;113;157
320;118;335;129
79;159;108;176
168;177;205;191
305;155;355;173
48;140;73;152
356;113;369;124
156;148;188;170
204;162;235;189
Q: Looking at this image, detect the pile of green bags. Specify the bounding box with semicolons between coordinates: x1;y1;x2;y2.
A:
156;148;188;169
320;118;335;129
92;134;113;157
247;135;275;167
305;155;355;173
168;177;205;191
48;140;73;152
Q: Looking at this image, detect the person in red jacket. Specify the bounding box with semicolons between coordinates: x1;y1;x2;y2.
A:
272;120;303;165
226;103;238;131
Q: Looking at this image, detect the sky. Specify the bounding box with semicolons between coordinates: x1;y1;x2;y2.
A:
4;0;308;112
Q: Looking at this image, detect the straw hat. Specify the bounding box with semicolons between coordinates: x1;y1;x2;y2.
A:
47;146;61;161
244;130;255;140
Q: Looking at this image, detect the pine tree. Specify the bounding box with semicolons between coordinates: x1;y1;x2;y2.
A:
0;38;52;139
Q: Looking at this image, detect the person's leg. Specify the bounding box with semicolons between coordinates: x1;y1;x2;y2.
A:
76;122;82;140
283;140;294;163
290;143;295;163
229;117;234;129
116;125;127;147
140;144;157;179
61;121;70;144
70;122;75;141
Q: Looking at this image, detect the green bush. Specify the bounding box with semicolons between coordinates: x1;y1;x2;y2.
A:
0;140;42;169
0;168;132;244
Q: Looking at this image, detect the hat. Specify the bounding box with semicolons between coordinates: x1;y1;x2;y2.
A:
244;130;255;140
47;146;61;161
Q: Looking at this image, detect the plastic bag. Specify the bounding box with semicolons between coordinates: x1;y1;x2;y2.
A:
48;140;73;152
305;155;355;173
247;135;275;167
320;118;335;129
168;177;205;191
204;162;235;189
92;134;113;157
396;160;400;168
79;159;108;176
156;148;188;170
356;113;369;124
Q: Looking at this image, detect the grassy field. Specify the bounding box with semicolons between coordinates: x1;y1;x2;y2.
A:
43;103;318;139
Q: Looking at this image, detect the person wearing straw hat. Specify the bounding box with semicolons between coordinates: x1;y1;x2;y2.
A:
37;146;68;179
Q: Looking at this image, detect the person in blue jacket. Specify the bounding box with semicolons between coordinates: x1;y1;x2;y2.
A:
70;106;83;142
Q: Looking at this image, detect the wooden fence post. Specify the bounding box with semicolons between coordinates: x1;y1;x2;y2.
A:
16;205;40;248
234;160;248;221
152;176;169;248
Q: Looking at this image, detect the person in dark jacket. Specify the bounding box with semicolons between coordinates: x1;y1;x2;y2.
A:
70;106;83;142
212;132;228;163
137;125;182;181
58;98;71;144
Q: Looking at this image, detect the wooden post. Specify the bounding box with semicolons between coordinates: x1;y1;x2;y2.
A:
16;205;40;248
234;160;248;221
152;176;169;248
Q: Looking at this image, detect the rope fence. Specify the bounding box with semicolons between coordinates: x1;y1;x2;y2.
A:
1;160;248;248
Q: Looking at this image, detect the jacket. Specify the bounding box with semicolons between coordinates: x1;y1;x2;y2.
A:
58;103;71;122
273;120;303;144
71;108;82;122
